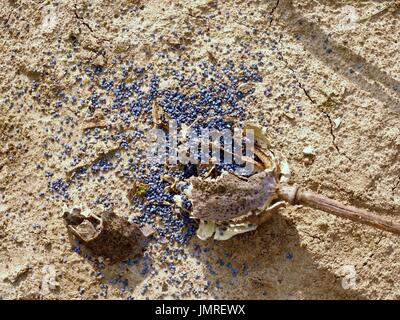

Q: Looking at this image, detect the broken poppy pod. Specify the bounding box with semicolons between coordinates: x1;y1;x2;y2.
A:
63;209;153;262
183;123;400;240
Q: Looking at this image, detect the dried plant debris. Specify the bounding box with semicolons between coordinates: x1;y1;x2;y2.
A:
63;208;153;262
183;123;400;240
178;123;290;240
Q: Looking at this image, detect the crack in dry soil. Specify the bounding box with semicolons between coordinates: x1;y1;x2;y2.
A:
2;4;22;26
322;111;352;162
393;176;400;192
275;33;352;160
278;0;400;111
269;0;280;26
73;6;94;33
301;229;323;242
276;34;315;104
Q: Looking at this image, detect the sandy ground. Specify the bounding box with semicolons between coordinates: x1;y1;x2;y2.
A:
0;0;399;300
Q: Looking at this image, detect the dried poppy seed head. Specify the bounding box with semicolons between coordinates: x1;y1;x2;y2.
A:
184;122;400;241
175;123;290;240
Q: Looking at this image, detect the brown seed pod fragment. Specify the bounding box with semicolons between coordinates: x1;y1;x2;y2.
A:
64;209;153;262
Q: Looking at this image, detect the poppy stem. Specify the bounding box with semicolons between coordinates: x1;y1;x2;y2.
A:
279;185;400;235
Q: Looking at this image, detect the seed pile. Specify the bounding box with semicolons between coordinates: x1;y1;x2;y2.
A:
44;57;264;246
